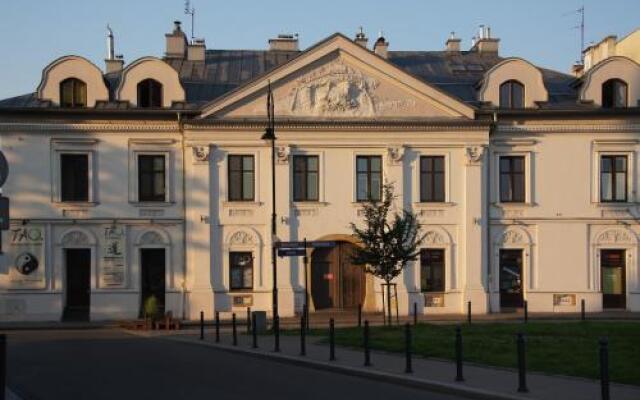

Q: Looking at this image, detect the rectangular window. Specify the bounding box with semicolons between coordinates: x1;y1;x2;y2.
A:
499;156;525;203
230;252;253;290
228;155;255;201
356;155;382;202
138;154;166;202
421;249;445;292
293;155;319;202
600;155;627;202
60;154;89;202
420;156;445;202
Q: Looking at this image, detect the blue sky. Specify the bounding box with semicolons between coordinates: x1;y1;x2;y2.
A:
0;0;638;99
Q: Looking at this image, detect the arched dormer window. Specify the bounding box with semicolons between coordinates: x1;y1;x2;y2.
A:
499;80;524;109
59;78;87;108
137;79;163;108
602;79;628;108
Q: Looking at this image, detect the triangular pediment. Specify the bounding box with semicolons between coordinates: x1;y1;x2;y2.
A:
200;34;475;120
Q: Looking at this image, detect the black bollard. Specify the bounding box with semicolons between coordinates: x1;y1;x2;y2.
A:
455;326;464;382
581;299;586;321
600;338;610;400
405;323;413;373
215;311;220;343
247;307;251;334
364;320;371;366
467;301;471;324
252;313;258;349
329;318;336;361
524;301;528;323
232;313;237;346
1;334;5;400
200;310;204;340
517;332;528;393
305;303;310;332
274;315;280;352
300;316;306;356
413;302;418;326
358;303;362;328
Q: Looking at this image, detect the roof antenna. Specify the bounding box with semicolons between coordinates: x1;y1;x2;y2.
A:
106;24;115;60
184;0;195;43
563;5;585;64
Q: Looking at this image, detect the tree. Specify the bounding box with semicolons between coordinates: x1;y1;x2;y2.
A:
350;183;425;325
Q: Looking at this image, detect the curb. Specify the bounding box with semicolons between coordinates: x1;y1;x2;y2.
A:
164;335;531;400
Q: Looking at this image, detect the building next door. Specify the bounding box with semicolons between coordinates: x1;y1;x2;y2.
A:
140;249;166;317
64;249;91;321
311;242;365;310
499;249;524;309
601;249;626;309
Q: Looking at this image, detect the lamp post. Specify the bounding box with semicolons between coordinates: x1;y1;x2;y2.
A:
262;82;278;321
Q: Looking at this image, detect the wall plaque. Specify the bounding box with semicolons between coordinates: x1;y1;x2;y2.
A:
8;226;46;289
424;293;445;307
101;226;126;287
553;293;576;306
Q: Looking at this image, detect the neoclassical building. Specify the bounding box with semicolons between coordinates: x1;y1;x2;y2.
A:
1;22;639;321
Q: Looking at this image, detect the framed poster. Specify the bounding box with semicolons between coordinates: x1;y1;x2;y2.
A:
101;226;126;287
8;225;46;289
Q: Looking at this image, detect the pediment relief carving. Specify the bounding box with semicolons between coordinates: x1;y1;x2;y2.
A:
595;229;636;245
61;230;91;246
139;231;165;246
229;230;256;246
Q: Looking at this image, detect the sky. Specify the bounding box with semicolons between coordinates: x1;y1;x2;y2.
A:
0;0;638;100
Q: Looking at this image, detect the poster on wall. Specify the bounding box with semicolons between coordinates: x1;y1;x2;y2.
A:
101;226;126;287
8;225;46;289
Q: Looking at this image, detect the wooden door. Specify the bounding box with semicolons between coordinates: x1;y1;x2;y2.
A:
64;249;91;321
499;249;524;308
601;249;626;309
311;242;365;310
339;243;365;309
141;249;166;317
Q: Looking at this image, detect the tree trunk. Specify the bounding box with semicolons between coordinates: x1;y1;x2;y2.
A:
386;279;392;326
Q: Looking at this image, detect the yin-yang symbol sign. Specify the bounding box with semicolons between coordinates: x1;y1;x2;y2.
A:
15;252;39;275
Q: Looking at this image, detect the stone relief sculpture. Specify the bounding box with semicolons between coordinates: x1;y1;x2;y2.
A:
424;231;446;245
386;146;405;165
192;146;210;163
61;230;90;246
499;230;524;245
596;229;635;244
465;146;484;164
275;146;289;164
229;230;255;246
139;231;165;246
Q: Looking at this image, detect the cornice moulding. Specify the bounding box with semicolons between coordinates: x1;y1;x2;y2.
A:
498;124;640;134
0;122;180;132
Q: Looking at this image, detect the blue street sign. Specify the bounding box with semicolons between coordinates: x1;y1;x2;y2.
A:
276;241;337;249
310;241;336;248
277;248;306;257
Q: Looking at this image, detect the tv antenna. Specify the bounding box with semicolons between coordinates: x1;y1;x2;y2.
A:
184;0;195;43
564;6;585;64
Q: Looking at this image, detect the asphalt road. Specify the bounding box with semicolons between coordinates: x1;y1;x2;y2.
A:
5;329;467;400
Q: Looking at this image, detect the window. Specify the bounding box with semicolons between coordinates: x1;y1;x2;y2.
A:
230;252;253;290
602;79;628;108
600;155;627;202
59;78;87;108
293;155;319;202
421;249;445;292
356;155;382;202
60;154;89;202
499;80;524;109
138;155;166;202
420;156;445;202
228;155;255;201
137;79;163;108
499;156;525;203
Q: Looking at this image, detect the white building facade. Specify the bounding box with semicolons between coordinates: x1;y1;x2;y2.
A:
1;23;640;321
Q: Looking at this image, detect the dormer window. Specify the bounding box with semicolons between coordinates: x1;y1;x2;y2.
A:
602;79;628;108
499;80;524;109
59;78;87;108
137;79;163;108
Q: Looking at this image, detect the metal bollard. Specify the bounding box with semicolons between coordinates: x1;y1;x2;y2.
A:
517;332;529;393
1;334;6;400
247;307;251;334
467;301;472;324
455;326;464;382
405;323;413;373
329;318;336;361
274;315;280;352
581;299;586;321
232;313;237;346
215;311;220;343
200;310;204;340
305;303;310;332
364;320;371;366
358;303;362;328
413;302;418;326
524;301;528;323
600;338;610;400
252;313;258;348
300;316;306;356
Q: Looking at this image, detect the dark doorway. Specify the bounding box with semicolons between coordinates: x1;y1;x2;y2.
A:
140;249;166;317
601;249;626;309
64;249;91;321
311;242;365;310
499;249;524;309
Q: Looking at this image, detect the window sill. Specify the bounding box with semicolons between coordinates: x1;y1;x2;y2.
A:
292;201;329;208
492;202;535;208
413;202;455;208
53;201;99;208
222;201;263;208
229;289;254;293
594;201;638;208
129;201;175;208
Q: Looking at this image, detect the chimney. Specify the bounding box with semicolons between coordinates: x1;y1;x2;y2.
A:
471;24;499;54
445;32;461;53
373;35;389;58
187;38;206;61
165;20;188;59
106;55;124;74
268;34;299;51
571;63;585;78
354;27;368;48
104;25;124;73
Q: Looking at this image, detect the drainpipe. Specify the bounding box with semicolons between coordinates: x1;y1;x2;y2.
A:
486;112;497;313
178;111;188;320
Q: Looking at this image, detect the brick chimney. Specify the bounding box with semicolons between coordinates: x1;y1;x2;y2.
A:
269;34;299;51
373;36;389;58
187;38;206;61
165;21;188;59
354;27;368;48
471;25;499;54
445;32;461;53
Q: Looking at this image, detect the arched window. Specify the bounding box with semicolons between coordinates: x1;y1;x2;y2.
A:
137;79;163;108
499;80;525;109
59;78;87;108
602;79;628;108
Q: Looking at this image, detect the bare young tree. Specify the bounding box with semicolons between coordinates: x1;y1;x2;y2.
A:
350;183;424;324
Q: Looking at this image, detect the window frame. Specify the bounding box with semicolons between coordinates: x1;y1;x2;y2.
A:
602;78;628;109
137;78;163;108
355;155;383;202
229;251;254;291
59;78;87;108
499;80;525;109
51;139;98;205
292;155;320;202
599;154;628;203
227;154;256;202
420;248;446;293
60;153;90;202
499;155;526;203
137;154;167;203
419;155;446;203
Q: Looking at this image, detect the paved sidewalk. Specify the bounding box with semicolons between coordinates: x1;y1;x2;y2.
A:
155;329;640;400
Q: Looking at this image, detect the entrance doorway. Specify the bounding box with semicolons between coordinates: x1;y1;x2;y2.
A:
601;249;626;309
311;241;365;310
140;249;166;317
499;249;524;309
64;249;91;321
